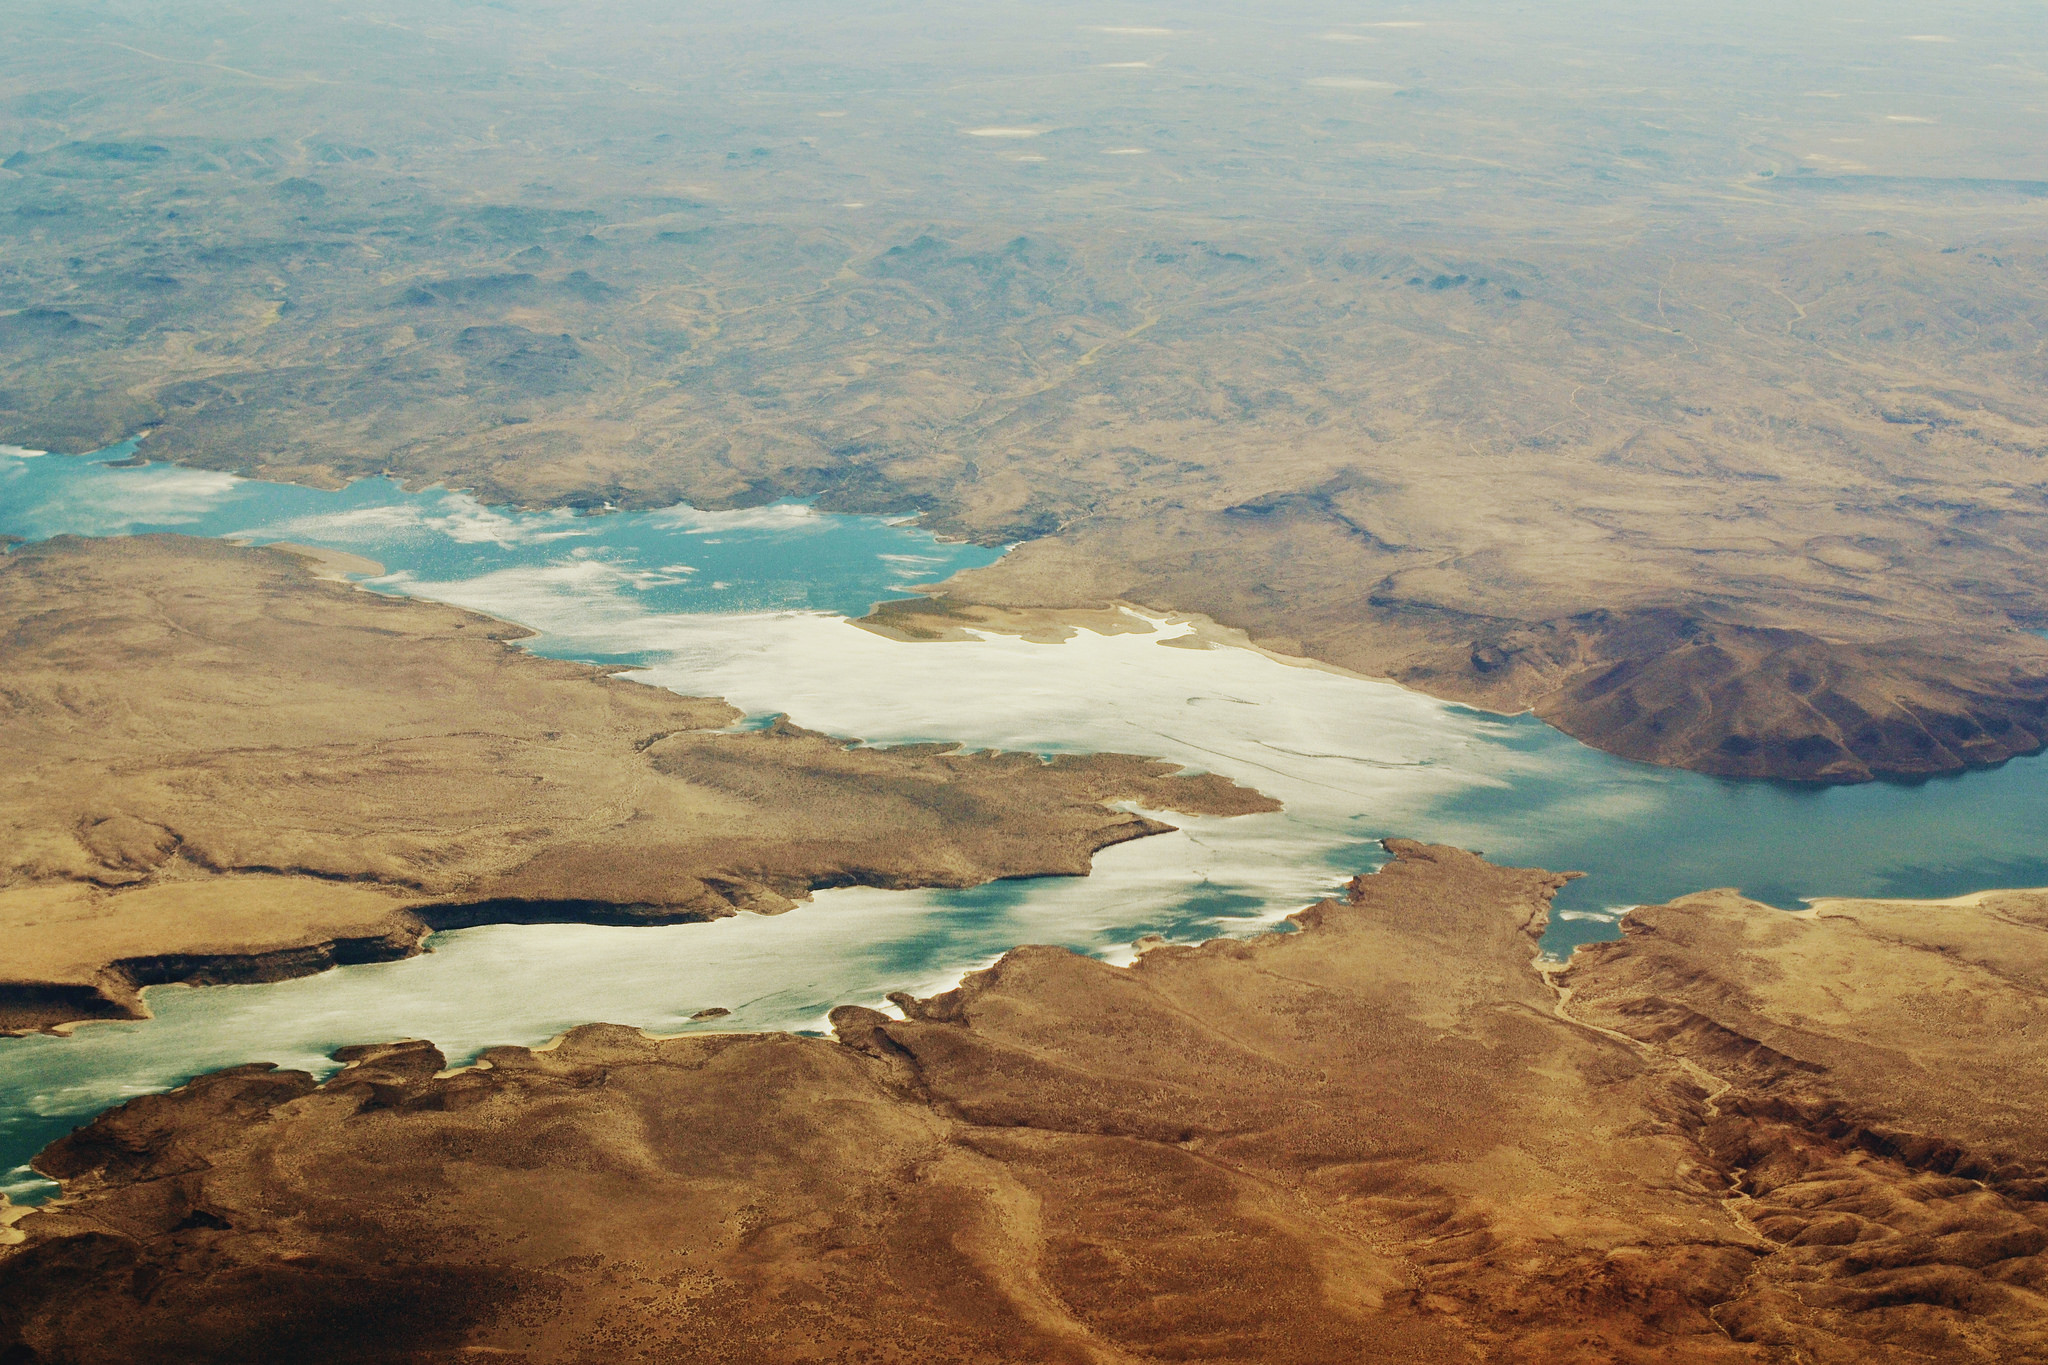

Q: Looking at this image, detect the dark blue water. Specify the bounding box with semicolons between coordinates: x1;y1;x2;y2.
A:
1438;739;2048;954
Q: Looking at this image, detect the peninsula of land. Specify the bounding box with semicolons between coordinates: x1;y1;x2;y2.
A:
4;843;2042;1361
0;534;1274;1033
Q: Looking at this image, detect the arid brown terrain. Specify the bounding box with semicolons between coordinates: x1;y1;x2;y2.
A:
3;842;2042;1363
4;2;2046;781
5;5;2048;1360
1563;884;2048;1360
0;533;1273;1033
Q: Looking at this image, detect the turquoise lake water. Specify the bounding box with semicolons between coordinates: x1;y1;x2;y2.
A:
0;438;1005;634
2;443;2045;1203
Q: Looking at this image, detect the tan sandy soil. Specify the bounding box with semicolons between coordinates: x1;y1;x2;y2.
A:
0;534;1274;1032
5;844;2042;1361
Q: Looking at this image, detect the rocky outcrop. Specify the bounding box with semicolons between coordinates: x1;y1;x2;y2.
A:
1563;884;2048;1358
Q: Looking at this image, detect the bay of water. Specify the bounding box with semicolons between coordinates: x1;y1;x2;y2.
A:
2;443;2044;1203
0;437;1004;630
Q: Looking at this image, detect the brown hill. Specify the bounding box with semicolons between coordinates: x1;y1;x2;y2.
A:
6;844;2042;1361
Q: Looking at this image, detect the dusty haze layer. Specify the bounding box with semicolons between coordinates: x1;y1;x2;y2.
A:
3;1;2046;781
0;534;1273;1032
4;844;2043;1362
